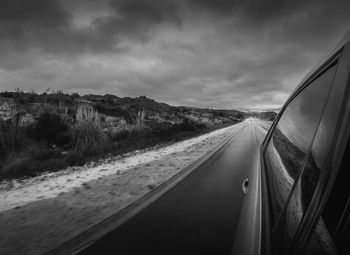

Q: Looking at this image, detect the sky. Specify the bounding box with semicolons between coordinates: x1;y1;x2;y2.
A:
0;0;349;110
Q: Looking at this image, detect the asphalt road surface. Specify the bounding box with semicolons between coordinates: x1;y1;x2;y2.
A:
78;119;268;255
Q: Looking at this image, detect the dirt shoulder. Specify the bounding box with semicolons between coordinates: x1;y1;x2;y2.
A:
0;124;239;255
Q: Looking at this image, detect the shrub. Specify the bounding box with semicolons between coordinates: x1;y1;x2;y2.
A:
112;130;130;141
71;104;105;153
32;112;68;146
0;155;66;179
76;104;100;123
32;148;62;161
70;121;105;153
38;158;67;172
55;132;72;147
65;151;85;166
0;118;28;160
0;156;32;178
0;120;13;160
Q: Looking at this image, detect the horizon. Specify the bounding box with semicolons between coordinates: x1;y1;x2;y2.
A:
0;89;281;112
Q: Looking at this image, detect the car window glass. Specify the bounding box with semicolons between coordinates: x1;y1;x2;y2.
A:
280;61;341;245
264;62;338;232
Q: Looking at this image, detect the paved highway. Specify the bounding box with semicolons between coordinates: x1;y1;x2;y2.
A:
78;119;268;255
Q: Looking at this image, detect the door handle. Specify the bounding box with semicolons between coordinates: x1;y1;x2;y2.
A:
242;178;249;194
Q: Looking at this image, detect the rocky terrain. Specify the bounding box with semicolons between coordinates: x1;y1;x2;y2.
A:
0;91;276;180
0;92;245;130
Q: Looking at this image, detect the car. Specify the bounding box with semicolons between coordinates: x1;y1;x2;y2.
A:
232;31;350;255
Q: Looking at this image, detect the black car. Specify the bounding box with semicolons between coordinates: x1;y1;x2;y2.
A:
233;31;350;255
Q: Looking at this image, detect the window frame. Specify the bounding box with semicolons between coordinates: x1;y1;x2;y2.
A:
260;42;350;255
290;42;350;255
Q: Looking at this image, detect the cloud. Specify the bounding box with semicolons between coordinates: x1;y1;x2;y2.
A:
0;0;349;109
0;0;183;55
0;0;71;50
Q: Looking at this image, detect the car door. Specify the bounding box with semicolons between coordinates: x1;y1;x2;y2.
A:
261;34;350;255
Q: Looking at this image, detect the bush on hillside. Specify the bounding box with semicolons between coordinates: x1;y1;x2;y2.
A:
111;130;130;142
65;151;85;166
0;118;29;160
31;112;69;146
71;121;105;153
0;154;66;179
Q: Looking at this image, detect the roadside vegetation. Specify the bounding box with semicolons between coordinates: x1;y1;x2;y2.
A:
0;91;244;180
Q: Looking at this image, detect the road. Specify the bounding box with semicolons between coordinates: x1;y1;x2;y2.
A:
78;119;268;255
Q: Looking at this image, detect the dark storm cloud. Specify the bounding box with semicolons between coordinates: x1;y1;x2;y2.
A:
0;0;71;50
190;0;349;51
0;0;182;55
109;0;181;24
0;0;70;26
189;0;347;26
189;0;294;18
0;0;349;109
91;0;182;45
0;0;348;54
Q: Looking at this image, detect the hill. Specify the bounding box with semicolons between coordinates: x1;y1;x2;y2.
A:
0;91;248;179
0;91;246;130
0;91;276;179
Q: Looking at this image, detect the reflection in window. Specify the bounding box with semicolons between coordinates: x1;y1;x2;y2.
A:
282;61;341;252
264;61;338;253
265;62;337;225
265;127;306;224
304;217;339;255
284;154;321;245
